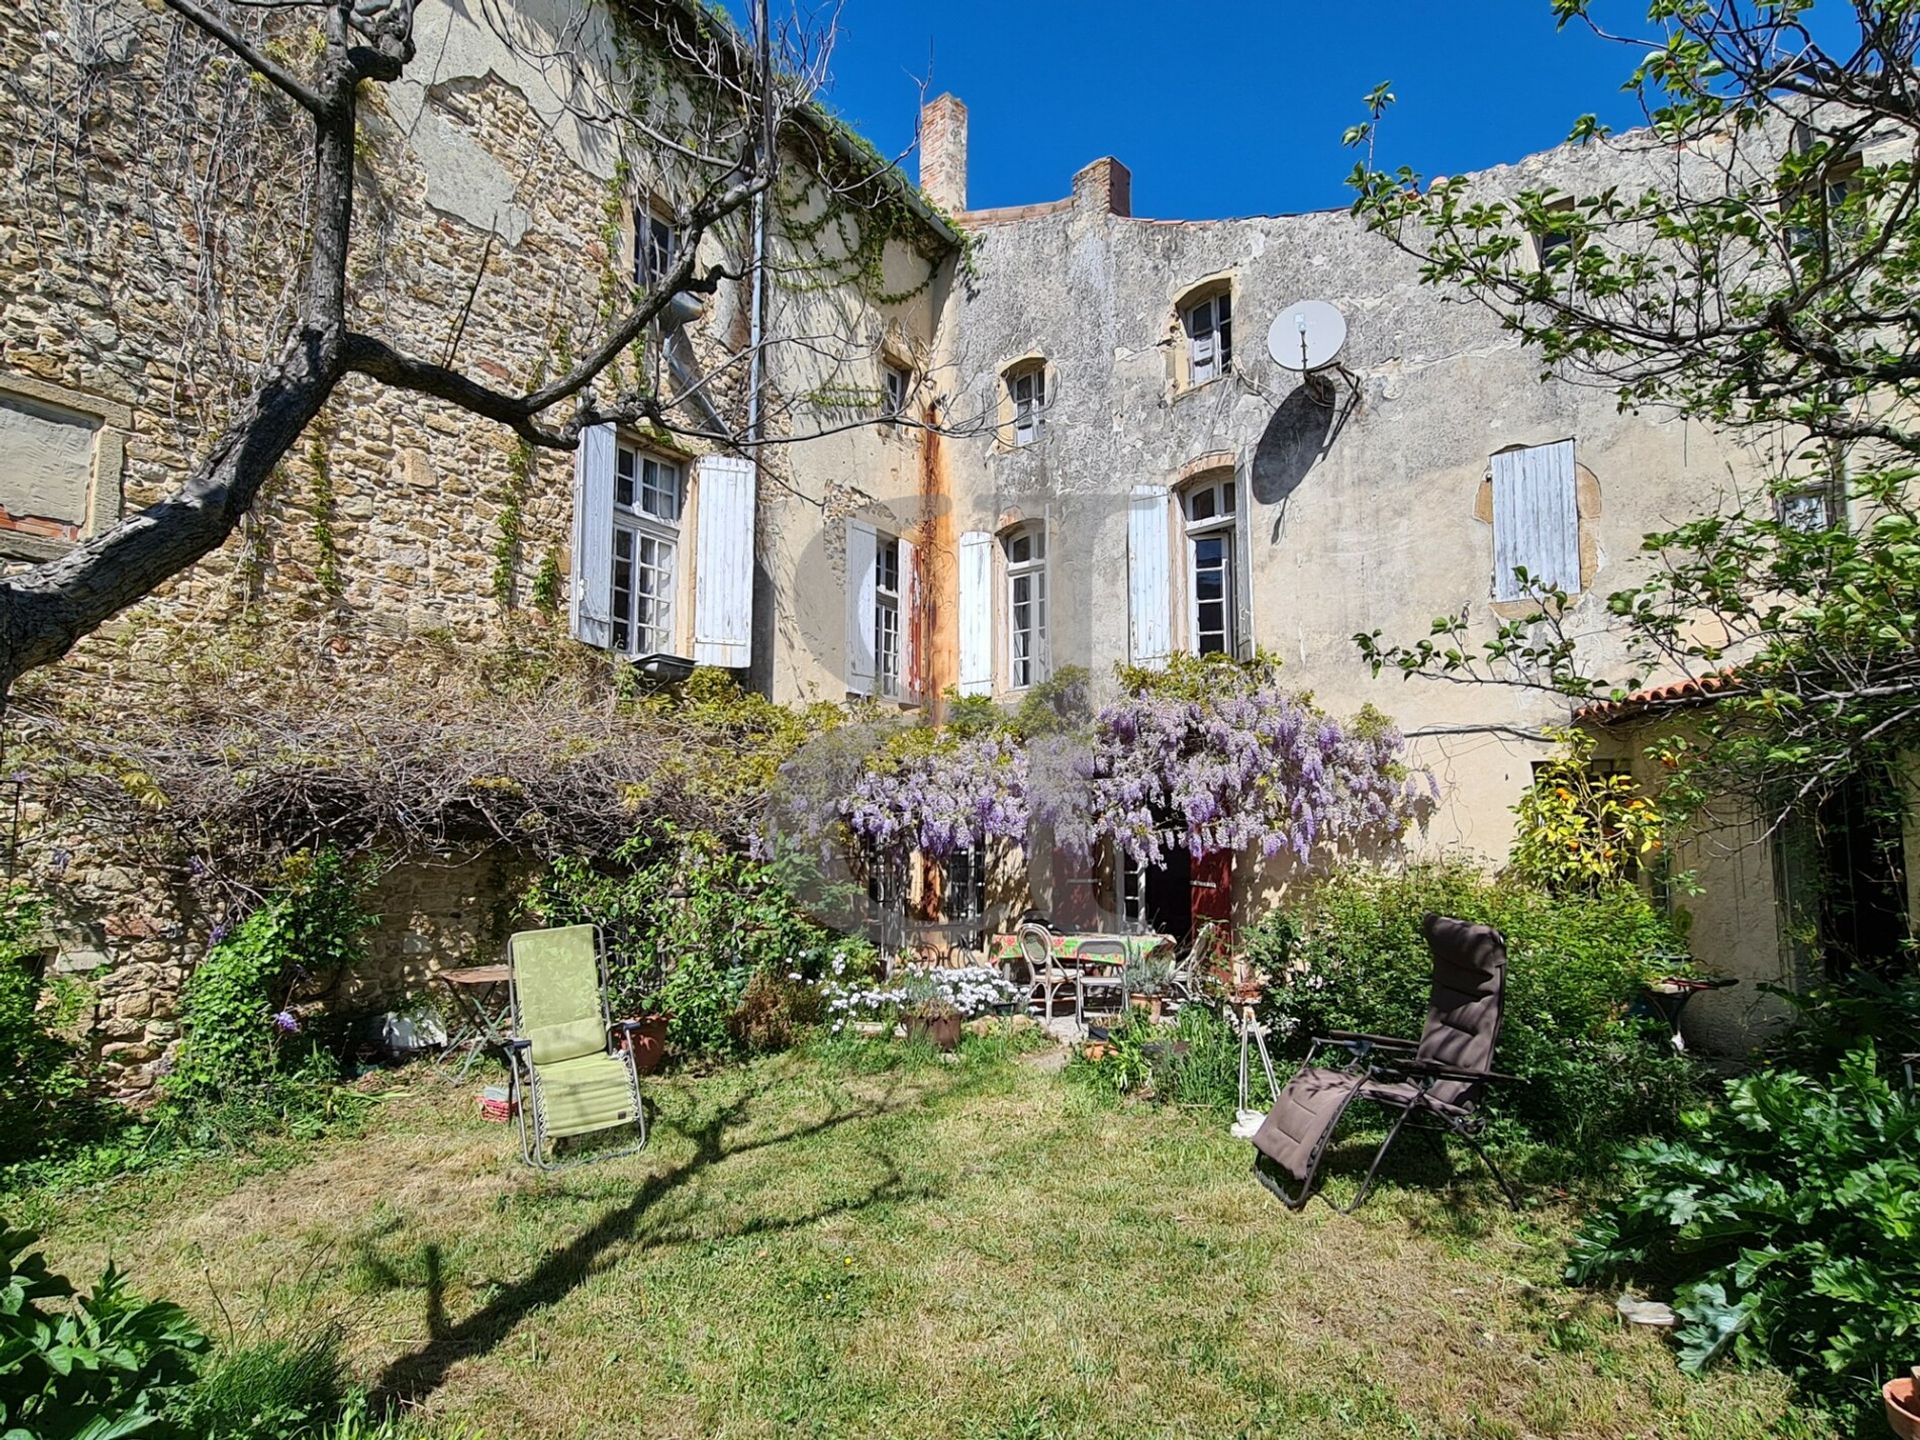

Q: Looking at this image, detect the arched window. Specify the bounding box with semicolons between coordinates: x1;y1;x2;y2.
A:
1002;359;1048;446
1182;473;1236;656
1175;279;1233;388
1003;522;1048;689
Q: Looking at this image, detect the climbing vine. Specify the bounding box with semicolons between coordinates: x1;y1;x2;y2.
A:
491;438;535;609
532;547;562;616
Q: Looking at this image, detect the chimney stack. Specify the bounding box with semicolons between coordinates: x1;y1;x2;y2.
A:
918;93;967;214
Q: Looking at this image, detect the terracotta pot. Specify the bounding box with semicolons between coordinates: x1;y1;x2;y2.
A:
906;1011;962;1052
620;1014;670;1074
1130;994;1165;1020
1083;1041;1113;1062
1886;1376;1920;1440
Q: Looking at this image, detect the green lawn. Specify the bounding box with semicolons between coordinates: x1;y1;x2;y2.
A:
29;1033;1831;1439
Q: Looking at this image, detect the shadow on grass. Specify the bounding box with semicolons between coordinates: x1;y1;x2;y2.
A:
371;1070;936;1406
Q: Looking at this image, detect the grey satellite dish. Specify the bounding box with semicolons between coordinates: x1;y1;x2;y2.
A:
1267;300;1348;373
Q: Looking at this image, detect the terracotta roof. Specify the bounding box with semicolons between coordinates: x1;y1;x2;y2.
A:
1574;668;1742;725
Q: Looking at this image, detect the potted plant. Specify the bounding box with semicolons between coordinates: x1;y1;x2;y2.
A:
1887;1365;1920;1440
610;953;671;1075
899;969;962;1051
1126;952;1177;1019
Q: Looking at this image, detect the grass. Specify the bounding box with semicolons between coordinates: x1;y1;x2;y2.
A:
20;1029;1834;1440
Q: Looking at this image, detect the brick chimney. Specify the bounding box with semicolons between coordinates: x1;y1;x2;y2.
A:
919;93;967;214
1072;157;1132;217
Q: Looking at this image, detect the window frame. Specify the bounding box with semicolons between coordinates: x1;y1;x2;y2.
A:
874;533;903;700
1182;474;1238;657
634;205;678;291
1008;364;1046;446
609;440;682;656
1004;522;1049;691
882;361;913;419
1182;291;1233;386
942;840;987;924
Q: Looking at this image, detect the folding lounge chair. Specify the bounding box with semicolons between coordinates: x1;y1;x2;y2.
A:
1250;912;1520;1213
505;924;648;1170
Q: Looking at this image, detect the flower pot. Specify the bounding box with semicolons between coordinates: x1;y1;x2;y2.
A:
1083;1041;1113;1062
1130;994;1166;1020
620;1014;670;1074
906;1011;961;1052
1886;1376;1920;1440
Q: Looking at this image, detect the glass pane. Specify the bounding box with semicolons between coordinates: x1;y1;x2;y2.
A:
616;447;636;509
1223;481;1236;514
1008;533;1029;564
612;529;635;652
1189;487;1215;522
1032;528;1046;560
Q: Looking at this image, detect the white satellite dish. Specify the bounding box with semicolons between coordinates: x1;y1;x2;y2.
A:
1267;299;1348;373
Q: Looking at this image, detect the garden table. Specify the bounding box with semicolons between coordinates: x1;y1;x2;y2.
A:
986;930;1174;972
435;963;513;1076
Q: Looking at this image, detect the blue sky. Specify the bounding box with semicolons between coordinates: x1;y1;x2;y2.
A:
792;1;1662;219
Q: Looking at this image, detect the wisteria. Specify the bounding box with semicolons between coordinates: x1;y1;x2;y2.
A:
760;660;1434;876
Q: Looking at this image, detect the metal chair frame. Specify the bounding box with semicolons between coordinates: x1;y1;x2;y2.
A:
1017;922;1076;1020
505;924;649;1172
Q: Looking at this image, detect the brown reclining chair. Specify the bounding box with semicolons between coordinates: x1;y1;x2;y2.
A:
1251;912;1520;1213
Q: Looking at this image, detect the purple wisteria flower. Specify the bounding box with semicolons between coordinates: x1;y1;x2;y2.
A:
272;1010;301;1034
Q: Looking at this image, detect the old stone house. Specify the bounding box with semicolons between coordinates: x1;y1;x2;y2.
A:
0;0;1869;1071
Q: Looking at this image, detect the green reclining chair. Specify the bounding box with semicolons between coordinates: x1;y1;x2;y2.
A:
505;924;647;1169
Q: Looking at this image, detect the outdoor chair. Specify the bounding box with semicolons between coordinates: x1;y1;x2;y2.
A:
1018;921;1076;1021
1072;937;1130;1027
504;924;648;1170
1249;912;1520;1213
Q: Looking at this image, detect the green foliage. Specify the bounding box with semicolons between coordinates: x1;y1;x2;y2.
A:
1567;1045;1920;1409
0;1221;207;1438
1509;728;1665;892
174;1329;344;1439
1759;970;1920;1079
528;821;857;1061
727;969;826;1054
172;849;377;1103
307;435;342;603
530;546;562;615
491;440;535;610
1244;861;1698;1152
1067;1006;1242;1114
0;889;89;1168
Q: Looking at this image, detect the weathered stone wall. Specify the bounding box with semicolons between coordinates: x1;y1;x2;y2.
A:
0;0;949;1091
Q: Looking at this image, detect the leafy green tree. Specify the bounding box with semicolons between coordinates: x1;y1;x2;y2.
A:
1347;3;1920;842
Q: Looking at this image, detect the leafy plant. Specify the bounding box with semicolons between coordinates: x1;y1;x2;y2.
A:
173;1327;345;1439
1244;861;1698;1152
1567;1045;1920;1410
171;849;377;1102
0;888;90;1167
1508;728;1664;892
726;969;826;1054
0;1221;208;1438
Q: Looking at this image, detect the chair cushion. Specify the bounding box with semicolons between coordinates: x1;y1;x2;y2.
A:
1251;1065;1364;1183
533;1052;638;1139
528;1017;607;1066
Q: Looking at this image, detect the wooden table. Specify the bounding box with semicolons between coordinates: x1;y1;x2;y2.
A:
435;963;513;1075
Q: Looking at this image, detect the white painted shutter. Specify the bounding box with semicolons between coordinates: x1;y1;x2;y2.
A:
956;530;993;696
1233;467;1255;661
570;423;617;650
1127;485;1172;667
845;518;877;694
692;454;755;667
1491;439;1579;600
901;534;923;701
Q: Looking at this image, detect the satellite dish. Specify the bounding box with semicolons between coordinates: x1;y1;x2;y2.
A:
1267;300;1348;373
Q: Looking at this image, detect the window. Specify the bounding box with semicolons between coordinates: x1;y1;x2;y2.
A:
1183;291;1232;385
1489;439;1579;601
1778;482;1837;533
1009;365;1046;446
883;362;912;418
610;442;681;654
1535;200;1575;269
1005;524;1048;689
1183;475;1237;656
634;207;676;289
1119;850;1145;928
943;842;986;923
875;534;902;699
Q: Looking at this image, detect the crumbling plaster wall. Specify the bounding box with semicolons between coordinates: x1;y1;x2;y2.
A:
930;136;1786;872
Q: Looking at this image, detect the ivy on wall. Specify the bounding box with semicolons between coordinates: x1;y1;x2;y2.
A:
307;431;343;603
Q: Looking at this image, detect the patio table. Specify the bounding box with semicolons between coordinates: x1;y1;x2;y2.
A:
435;963;513;1076
987;930;1174;972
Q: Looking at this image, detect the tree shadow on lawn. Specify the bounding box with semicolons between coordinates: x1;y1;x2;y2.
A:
372;1071;939;1406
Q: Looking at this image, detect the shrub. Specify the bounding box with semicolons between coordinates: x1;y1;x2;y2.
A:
1066;1005;1242;1112
727;968;827;1054
0;1220;207;1438
1508;727;1664;892
172;848;377;1103
1567;1045;1920;1410
1243;861;1697;1152
0;888;89;1166
175;1327;345;1439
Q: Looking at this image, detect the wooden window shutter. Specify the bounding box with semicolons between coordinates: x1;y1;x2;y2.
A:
570;423;618;650
692;454;756;668
1232;467;1255;661
1127;485;1172;667
1490;439;1579;600
901;534;924;701
844;518;877;694
956;529;993;696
